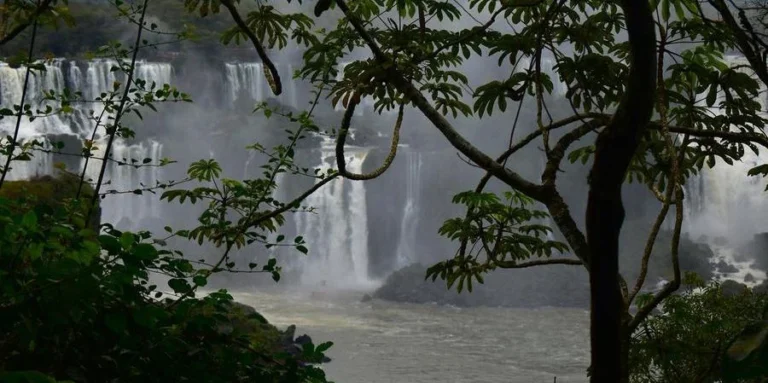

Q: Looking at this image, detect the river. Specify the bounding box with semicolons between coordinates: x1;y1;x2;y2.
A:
229;290;590;383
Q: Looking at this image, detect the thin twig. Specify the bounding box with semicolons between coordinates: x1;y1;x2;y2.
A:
0;18;38;188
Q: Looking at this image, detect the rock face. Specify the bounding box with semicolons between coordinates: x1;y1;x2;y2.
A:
716;260;740;274
754;280;768;295
222;301;331;364
374;231;725;309
741;233;768;273
721;280;750;297
373;263;590;308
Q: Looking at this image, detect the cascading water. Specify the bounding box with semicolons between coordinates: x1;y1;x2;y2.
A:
684;55;768;242
682;55;768;284
394;151;423;268
224;62;298;109
0;59;171;230
293;136;376;289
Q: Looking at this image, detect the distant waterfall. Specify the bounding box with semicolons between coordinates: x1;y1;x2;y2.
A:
394;151;423;268
683;55;768;242
0;59;171;230
293;136;375;289
224;62;298;109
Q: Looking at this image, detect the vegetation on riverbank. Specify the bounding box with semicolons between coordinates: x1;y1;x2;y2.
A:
0;0;768;382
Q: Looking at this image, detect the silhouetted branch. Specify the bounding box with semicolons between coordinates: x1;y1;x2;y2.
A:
496;258;582;268
0;0;52;46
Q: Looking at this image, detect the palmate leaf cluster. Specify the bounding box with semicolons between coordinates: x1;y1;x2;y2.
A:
426;190;569;293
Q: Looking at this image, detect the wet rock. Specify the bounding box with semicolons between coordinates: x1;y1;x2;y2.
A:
714;236;729;246
740;233;768;272
716;260;739;274
721;280;750;297
754;280;768;295
373;263;590;308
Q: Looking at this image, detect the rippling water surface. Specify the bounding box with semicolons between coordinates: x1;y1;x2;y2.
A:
230;290;590;383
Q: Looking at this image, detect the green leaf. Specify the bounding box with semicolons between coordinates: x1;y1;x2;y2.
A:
120;232;135;250
132;243;158;260
105;313;127;335
20;210;37;229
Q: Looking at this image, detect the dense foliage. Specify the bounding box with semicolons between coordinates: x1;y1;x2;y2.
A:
1;0;768;381
0;191;330;382
0;1;334;382
631;275;768;383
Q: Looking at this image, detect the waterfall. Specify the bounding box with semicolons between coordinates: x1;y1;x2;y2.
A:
683;55;768;242
680;55;768;283
394;151;423;268
0;59;172;230
515;56;568;98
224;62;298;109
293;136;375;289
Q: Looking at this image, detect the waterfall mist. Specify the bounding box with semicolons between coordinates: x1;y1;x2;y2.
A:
1;47;766;298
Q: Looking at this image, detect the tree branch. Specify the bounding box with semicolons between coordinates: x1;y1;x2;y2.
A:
0;0;53;47
667;125;768;148
220;0;283;95
335;99;403;180
707;0;768;86
332;0;547;201
496;258;582;268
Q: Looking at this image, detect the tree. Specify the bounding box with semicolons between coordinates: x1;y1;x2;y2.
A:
0;1;336;382
185;0;766;381
4;0;768;382
630;274;768;382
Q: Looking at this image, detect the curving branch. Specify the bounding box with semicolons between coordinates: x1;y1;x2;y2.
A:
220;0;282;96
707;0;768;86
332;0;545;201
249;173;340;226
335;98;403;180
330;0;597;272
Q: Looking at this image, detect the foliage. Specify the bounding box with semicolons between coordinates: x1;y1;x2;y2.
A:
426;190;569;293
0;172;100;230
630;274;768;383
2;0;768;380
0;194;330;382
0;1;229;59
0;1;335;382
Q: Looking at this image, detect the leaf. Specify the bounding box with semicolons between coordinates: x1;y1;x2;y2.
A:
193;275;208;287
105;313;127;335
316;341;333;353
20;210;37;229
168;278;193;294
120;232;135;250
132;243;158;260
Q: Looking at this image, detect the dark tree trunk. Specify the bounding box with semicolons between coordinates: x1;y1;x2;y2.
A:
586;1;656;382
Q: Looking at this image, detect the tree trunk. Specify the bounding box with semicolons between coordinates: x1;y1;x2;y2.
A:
586;1;656;382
